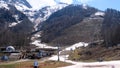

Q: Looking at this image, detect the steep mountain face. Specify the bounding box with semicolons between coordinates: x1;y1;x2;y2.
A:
34;4;68;30
0;0;68;31
0;0;70;10
0;5;34;47
0;0;32;10
22;3;68;31
0;5;33;32
39;5;104;46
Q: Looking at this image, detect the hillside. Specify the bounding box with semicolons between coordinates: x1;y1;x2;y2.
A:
102;9;120;47
0;5;34;47
50;17;103;46
68;9;120;61
39;5;103;46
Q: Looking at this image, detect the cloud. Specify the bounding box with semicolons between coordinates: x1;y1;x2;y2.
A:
27;0;57;9
27;0;94;10
55;0;94;4
59;0;73;4
55;0;73;4
79;0;93;3
73;0;93;4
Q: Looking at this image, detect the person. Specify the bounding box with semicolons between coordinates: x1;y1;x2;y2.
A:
98;58;103;62
1;55;8;61
33;60;39;68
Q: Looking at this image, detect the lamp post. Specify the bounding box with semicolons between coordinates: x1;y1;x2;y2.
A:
57;44;60;61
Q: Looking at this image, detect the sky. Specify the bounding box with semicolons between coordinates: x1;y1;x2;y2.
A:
27;0;120;11
54;0;120;11
85;0;120;11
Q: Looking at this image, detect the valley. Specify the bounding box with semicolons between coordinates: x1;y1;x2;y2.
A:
0;0;120;68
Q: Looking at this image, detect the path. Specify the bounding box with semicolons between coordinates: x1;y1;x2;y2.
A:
0;56;49;65
0;59;29;65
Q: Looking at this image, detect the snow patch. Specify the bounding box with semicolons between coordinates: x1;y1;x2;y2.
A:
65;42;88;50
0;3;10;10
48;41;120;68
60;60;120;68
82;4;88;9
34;34;41;38
14;3;30;11
43;4;67;20
49;50;120;68
31;40;57;49
49;42;88;64
9;22;18;27
13;15;19;21
95;12;105;16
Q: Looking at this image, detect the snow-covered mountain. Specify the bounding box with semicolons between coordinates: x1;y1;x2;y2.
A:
0;0;105;33
0;0;70;10
21;3;68;31
0;0;32;10
0;0;69;31
33;3;68;30
26;0;57;10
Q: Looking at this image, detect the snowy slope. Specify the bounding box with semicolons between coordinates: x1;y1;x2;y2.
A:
37;3;67;21
26;0;57;10
31;40;57;49
0;0;31;11
0;4;26;28
49;42;88;61
31;32;57;49
0;2;10;10
33;3;68;31
0;0;85;10
0;0;68;31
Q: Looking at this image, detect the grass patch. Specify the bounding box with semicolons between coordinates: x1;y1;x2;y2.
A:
69;44;120;62
0;64;15;68
0;60;72;68
15;61;33;68
39;60;72;68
